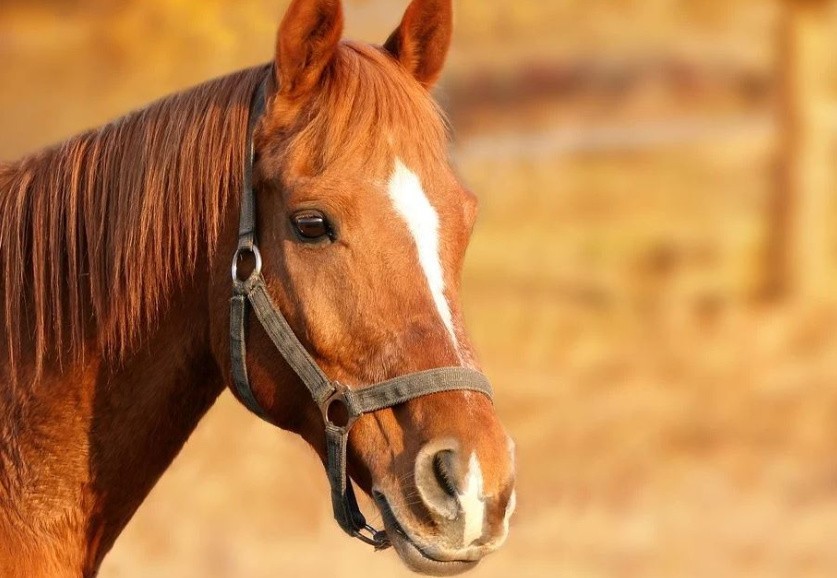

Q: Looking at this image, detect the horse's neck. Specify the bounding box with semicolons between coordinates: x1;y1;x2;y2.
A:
0;277;225;577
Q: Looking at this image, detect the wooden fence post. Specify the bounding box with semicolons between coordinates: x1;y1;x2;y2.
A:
767;0;834;301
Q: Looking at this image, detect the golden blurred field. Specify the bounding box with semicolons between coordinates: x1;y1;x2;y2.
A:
3;1;837;577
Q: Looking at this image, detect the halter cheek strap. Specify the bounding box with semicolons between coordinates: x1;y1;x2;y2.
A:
230;77;493;550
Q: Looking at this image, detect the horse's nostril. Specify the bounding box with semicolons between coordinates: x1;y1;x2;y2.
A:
432;450;459;498
415;443;462;520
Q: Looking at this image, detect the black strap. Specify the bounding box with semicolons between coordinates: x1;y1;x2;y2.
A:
229;79;268;419
346;367;492;414
230;294;265;419
247;279;333;405
237;81;266;253
229;74;494;550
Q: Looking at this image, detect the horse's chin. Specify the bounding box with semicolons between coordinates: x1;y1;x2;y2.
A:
373;493;479;577
387;532;479;577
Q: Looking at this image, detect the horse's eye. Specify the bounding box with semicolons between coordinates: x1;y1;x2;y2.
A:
292;211;332;241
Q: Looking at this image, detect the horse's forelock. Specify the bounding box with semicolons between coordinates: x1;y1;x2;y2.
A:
273;41;450;176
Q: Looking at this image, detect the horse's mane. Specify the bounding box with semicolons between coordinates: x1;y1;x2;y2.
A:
0;65;268;378
0;40;449;382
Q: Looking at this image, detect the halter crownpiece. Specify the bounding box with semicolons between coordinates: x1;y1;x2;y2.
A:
229;75;494;549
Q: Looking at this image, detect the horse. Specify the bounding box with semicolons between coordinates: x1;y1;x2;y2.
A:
0;0;516;575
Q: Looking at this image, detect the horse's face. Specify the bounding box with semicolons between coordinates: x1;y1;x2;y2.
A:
228;1;515;573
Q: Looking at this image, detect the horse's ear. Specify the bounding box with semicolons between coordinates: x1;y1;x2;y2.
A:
275;0;344;99
383;0;452;89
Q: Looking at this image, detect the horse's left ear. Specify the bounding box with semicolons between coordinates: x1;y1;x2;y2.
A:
275;0;344;99
383;0;453;89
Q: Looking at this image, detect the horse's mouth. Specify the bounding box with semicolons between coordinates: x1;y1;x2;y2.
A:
373;492;479;577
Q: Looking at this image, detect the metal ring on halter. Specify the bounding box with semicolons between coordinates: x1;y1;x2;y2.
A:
321;382;360;432
354;524;391;550
231;245;263;283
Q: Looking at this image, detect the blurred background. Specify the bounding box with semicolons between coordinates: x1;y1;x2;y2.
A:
3;1;837;577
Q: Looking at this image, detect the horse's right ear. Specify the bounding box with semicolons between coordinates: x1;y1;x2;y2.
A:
275;0;344;99
383;0;452;89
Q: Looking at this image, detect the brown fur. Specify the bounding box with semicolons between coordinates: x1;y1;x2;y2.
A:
0;66;266;576
0;1;515;575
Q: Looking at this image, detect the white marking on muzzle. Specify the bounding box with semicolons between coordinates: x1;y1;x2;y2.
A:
502;490;517;535
459;452;486;546
387;159;459;351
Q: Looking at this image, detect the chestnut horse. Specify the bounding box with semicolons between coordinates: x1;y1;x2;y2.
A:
0;0;515;575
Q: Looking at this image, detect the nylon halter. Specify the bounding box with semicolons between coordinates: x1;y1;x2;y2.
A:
229;78;494;549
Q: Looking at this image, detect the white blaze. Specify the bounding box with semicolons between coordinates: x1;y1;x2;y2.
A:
459;452;486;546
387;159;458;350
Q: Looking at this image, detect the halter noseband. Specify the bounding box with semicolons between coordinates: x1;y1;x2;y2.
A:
229;78;493;549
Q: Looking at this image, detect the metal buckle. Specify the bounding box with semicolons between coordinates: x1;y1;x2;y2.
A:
231;245;263;284
321;382;360;432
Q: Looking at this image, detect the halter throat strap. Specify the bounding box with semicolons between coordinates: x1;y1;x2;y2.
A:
229;76;493;550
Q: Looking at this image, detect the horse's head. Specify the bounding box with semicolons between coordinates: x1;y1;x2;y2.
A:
213;0;515;573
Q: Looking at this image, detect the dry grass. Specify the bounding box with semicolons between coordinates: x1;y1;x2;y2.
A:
3;2;837;577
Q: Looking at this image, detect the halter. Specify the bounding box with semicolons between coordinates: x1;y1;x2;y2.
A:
229;79;493;549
